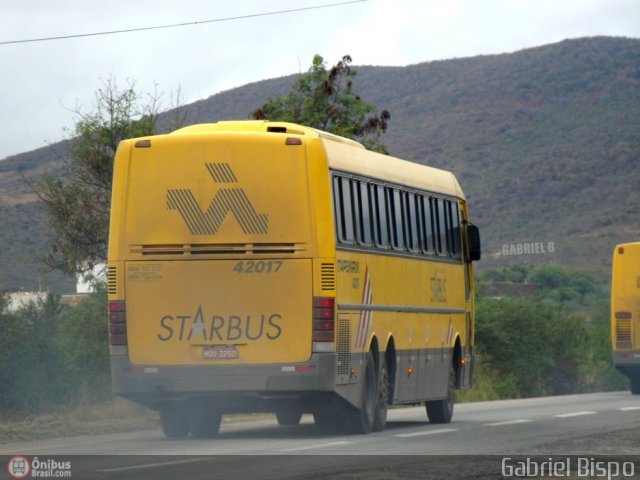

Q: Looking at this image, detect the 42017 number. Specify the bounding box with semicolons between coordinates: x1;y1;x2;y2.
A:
233;260;283;274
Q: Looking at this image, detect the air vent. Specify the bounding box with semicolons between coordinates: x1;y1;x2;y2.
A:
337;317;351;375
320;263;336;291
129;243;304;255
107;267;117;295
616;318;632;350
267;125;305;135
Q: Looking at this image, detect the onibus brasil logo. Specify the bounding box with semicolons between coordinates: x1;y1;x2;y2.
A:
7;456;30;479
167;162;268;235
7;456;72;478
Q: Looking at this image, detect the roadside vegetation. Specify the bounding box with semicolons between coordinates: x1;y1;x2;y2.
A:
0;288;158;441
459;264;627;401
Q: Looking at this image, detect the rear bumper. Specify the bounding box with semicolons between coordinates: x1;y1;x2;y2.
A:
613;350;640;368
613;351;640;379
111;353;338;399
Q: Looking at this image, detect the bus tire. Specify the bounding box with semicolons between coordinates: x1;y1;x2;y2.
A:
160;405;190;438
313;408;345;433
347;352;377;434
426;363;455;424
630;376;640;395
190;410;222;438
372;356;389;432
276;411;303;426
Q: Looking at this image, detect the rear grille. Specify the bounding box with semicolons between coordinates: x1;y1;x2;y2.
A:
320;263;336;291
130;243;304;255
616;318;632;349
337;317;351;375
107;267;117;295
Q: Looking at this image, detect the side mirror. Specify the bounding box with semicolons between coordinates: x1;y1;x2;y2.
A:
467;224;481;262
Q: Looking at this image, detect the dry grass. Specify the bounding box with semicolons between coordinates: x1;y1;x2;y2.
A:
0;398;159;443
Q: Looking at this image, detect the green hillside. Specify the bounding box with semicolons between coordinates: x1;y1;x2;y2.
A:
0;144;76;293
1;36;638;292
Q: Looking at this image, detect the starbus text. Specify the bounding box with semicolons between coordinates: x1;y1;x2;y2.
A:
158;306;282;342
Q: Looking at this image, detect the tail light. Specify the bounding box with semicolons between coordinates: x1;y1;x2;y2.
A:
615;311;633;350
312;297;335;352
109;300;128;346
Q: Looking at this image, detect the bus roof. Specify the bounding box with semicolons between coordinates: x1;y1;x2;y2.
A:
615;241;640;248
321;138;464;200
172;120;363;147
170;121;465;200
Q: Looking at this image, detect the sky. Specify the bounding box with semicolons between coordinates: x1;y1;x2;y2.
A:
1;0;638;160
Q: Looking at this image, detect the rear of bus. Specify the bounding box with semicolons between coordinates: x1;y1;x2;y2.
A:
611;242;640;395
107;122;339;432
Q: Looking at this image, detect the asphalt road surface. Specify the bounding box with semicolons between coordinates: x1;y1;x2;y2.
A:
1;392;638;479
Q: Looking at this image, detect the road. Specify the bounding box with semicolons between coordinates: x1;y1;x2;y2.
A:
1;392;638;479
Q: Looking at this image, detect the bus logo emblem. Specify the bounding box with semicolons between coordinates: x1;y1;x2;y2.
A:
167;163;268;235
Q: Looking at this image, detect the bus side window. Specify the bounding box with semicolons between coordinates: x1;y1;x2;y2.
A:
333;175;356;244
332;176;344;242
437;198;449;256
420;195;433;255
405;192;419;252
357;180;373;246
389;188;405;251
333;174;464;260
372;184;390;248
450;202;463;259
430;197;441;255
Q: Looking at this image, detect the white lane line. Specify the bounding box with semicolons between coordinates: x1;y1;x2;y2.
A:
555;411;597;418
620;406;640;411
279;441;351;452
95;457;209;473
395;428;457;438
484;419;532;427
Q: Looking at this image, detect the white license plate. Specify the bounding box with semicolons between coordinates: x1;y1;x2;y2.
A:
203;345;238;360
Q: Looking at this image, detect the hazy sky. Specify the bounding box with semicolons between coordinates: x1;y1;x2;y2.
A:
1;0;638;160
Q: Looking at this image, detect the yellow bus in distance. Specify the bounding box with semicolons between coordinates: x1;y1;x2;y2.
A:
107;121;481;437
611;242;640;395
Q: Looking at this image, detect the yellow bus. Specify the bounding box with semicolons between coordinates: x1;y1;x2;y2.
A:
611;242;640;395
107;121;481;437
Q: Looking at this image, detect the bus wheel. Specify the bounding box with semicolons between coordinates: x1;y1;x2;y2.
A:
190;409;222;438
276;411;303;426
313;408;345;433
426;364;455;424
372;356;389;432
347;352;377;434
160;404;190;438
630;376;640;395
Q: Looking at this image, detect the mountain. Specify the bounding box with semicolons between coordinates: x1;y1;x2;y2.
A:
1;36;638;293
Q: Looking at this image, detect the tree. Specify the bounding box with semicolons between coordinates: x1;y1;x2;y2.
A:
0;293;66;413
252;54;391;153
475;296;586;397
32;77;161;276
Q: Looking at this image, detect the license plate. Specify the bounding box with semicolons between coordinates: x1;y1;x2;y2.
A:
203;345;238;360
